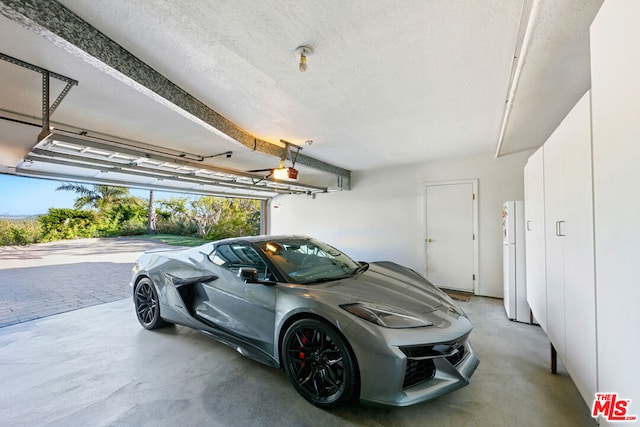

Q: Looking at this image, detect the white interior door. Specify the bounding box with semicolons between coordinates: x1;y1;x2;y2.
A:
425;181;476;293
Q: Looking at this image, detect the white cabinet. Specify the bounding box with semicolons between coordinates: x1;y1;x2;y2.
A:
523;1;640;417
542;129;566;361
525;92;597;406
546;92;597;405
524;147;547;333
591;0;640;412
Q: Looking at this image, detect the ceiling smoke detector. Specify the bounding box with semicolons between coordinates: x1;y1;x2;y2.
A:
295;46;313;72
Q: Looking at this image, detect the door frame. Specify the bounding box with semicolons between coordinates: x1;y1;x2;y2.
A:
423;179;479;294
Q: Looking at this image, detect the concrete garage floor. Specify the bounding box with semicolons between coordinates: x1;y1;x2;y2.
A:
0;239;595;426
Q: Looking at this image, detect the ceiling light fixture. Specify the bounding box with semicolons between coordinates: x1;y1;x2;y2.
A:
273;164;299;181
295;45;313;73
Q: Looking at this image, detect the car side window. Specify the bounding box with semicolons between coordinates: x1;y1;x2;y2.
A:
211;244;273;280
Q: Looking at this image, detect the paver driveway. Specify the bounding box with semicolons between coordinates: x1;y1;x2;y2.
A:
0;237;172;327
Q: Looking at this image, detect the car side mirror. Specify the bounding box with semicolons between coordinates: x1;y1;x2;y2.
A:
238;267;259;283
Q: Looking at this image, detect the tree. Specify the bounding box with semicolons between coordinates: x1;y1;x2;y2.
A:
188;197;224;238
56;184;135;210
209;198;261;240
56;183;147;234
158;196;260;239
147;190;157;234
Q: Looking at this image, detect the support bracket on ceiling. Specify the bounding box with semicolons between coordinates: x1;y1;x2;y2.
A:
280;139;302;168
0;52;78;143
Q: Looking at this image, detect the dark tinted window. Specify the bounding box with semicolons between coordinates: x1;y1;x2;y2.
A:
258;238;360;284
211;244;273;280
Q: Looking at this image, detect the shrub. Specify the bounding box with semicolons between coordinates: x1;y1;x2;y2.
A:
38;208;99;241
156;217;197;236
0;217;42;246
1;193;262;246
118;219;147;236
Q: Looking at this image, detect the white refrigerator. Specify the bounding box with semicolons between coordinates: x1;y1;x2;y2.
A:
502;201;530;323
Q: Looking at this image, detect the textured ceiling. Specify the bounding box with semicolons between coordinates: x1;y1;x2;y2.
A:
0;0;604;194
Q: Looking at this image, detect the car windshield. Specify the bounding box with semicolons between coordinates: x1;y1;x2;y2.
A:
258;238;364;284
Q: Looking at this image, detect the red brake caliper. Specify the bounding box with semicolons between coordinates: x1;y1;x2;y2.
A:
299;332;309;367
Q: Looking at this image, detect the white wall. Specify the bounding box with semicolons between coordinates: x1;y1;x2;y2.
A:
270;149;533;298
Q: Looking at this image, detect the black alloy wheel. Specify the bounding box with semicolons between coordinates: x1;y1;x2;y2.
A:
134;278;166;330
282;318;358;408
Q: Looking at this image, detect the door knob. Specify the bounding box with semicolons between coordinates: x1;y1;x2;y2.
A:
427;238;433;243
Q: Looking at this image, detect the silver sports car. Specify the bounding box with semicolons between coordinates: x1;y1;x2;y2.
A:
131;235;479;408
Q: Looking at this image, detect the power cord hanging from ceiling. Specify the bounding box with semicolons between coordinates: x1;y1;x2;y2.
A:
178;150;232;161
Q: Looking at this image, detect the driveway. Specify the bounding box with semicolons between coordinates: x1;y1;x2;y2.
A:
0;237;172;328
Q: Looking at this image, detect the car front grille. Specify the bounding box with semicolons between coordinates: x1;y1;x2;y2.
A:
403;358;436;389
399;335;469;390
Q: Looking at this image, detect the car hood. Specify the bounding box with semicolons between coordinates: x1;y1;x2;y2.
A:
311;263;444;315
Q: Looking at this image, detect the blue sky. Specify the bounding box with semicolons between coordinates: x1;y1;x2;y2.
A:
0;174;179;216
0;175;76;216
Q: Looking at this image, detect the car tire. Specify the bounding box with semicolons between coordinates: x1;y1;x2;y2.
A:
282;318;358;408
133;278;167;330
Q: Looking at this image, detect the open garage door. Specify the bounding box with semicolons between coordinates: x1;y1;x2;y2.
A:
15;126;328;200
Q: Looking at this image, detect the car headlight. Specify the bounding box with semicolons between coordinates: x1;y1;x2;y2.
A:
340;303;433;328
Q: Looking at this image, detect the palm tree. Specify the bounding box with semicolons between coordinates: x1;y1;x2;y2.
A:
147;189;157;234
56;183;133;210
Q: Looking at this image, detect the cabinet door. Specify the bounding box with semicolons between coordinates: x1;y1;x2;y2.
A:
543;122;566;363
559;93;597;405
543;92;597;405
524;147;547;332
591;0;640;411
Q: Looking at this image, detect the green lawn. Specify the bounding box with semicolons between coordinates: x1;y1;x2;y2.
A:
140;234;212;247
